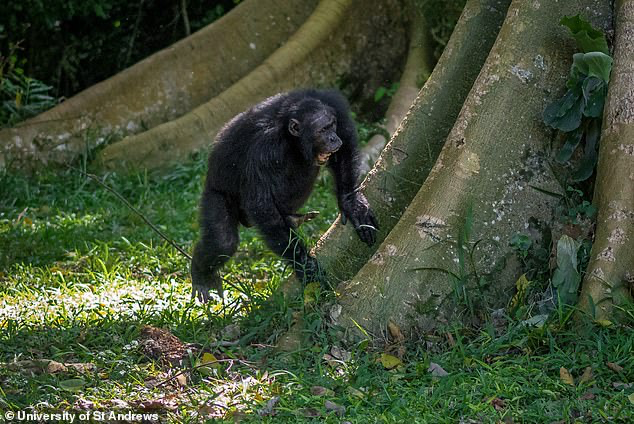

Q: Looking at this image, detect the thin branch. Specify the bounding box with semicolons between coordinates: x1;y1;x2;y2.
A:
180;0;191;36
67;165;192;260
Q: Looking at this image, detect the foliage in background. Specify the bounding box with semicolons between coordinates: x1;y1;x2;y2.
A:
0;43;58;127
418;0;467;59
0;0;237;100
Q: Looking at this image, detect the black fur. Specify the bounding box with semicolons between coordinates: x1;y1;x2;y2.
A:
191;89;378;301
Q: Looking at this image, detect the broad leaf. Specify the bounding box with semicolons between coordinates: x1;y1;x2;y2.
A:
560;15;609;54
379;353;402;369
544;88;584;132
571;52;613;84
572;120;600;181
582;77;606;117
556;128;583;163
552;235;582;305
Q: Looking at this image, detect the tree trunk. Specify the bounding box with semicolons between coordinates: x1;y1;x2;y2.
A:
333;0;612;337
0;0;318;169
314;0;512;284
578;0;634;320
358;16;434;175
96;0;408;171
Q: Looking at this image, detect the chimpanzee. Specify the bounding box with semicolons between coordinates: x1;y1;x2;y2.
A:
191;89;378;301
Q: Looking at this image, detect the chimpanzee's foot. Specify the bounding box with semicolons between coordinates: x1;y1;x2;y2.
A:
191;268;223;302
295;255;329;287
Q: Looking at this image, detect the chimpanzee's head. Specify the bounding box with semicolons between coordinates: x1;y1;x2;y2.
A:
288;99;342;166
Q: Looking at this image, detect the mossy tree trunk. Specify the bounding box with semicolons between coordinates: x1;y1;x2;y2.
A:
314;0;512;285
95;0;407;171
578;0;634;320
328;0;612;337
0;0;318;169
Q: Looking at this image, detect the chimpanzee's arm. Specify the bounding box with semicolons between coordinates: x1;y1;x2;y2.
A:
322;94;379;246
244;187;322;283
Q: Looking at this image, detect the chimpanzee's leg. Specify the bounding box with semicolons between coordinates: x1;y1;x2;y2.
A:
256;219;324;285
191;190;239;301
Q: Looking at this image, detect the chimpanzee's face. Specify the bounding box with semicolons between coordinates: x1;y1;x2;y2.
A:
289;106;342;166
308;109;341;165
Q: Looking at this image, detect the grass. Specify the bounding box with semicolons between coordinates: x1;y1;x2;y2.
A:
1;155;633;423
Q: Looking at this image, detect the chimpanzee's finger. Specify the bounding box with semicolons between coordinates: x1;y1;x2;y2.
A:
368;210;379;231
341;214;347;225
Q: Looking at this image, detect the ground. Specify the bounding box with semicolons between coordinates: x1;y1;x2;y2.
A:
0;154;632;422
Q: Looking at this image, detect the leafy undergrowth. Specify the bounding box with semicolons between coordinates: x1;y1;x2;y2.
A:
1;157;633;423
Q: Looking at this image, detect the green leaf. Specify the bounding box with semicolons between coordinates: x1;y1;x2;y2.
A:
556;129;583;163
560;15;609;54
374;86;387;102
551;235;582;305
582;77;606;117
510;233;531;251
544;88;584;132
571;52;613;84
59;378;86;392
572;119;600;182
379;353;402;369
572;154;598;182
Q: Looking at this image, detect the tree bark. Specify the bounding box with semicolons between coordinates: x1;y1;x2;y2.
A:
0;0;318;169
578;0;634;320
333;0;612;337
358;16;434;175
314;0;512;284
96;0;407;172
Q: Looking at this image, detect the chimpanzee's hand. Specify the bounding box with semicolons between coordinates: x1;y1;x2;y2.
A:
340;192;379;246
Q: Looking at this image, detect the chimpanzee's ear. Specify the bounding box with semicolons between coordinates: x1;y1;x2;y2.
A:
289;118;301;137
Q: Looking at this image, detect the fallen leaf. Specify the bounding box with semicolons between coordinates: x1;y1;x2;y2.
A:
66;362;96;373
73;398;95;410
606;362;624;373
331;346;351;362
257;396;280;417
560;367;575;386
595;319;612;327
109;399;130;409
310;386;334;397
329;304;342;323
46;361;67;373
379;354;402;370
300;408;321;418
446;332;455;347
579;366;593;384
613;382;633;389
579;392;595;400
490;397;506;411
175;373;187;387
628;393;634;404
324;400;346;416
323;354;338;367
134;398;178;411
197;352;220;376
346;386;365;399
388;321;405;343
428;362;449;377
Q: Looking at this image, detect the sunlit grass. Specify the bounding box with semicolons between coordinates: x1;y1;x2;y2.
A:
0;155;632;422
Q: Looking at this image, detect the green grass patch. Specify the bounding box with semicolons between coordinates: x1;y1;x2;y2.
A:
1;156;632;422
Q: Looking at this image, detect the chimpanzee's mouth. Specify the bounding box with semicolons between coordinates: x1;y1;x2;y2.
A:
317;152;332;165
